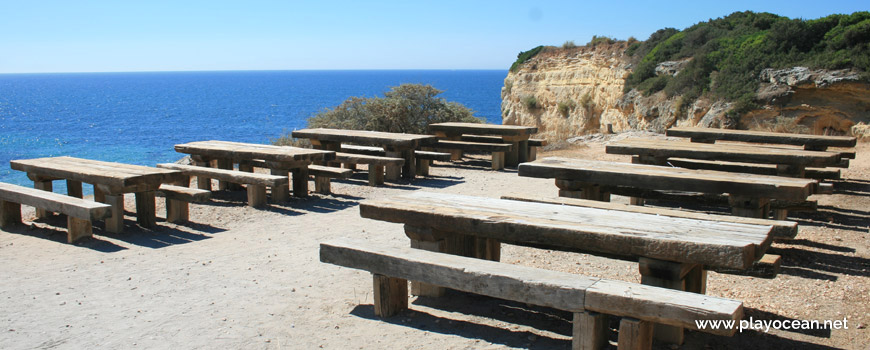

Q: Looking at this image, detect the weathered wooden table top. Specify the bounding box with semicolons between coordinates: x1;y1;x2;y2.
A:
291;128;439;148
428;122;538;136
359;191;774;269
666;127;857;148
518;157;815;200
606;138;841;167
174;140;335;163
10;156;182;190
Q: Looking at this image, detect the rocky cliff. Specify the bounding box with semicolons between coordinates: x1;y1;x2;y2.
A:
501;44;870;140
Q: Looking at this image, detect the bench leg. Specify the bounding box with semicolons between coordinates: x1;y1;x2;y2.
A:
166;199;189;223
638;258;699;345
0;200;22;228
618;317;653;350
384;150;402;181
573;311;609;350
247;184;267;207
135;191;157;228
416;159;430;176
772;209;789;220
491;152;505;170
368;165;384;186
556;179;610;202
67;217;92;243
66;180;83;198
373;273;408;318
290;167;309;198
34;180;53;219
194;159;212;190
271;168;291;201
314;176;331;194
103;194;124;234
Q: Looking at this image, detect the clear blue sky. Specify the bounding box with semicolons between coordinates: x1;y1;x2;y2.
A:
1;0;866;73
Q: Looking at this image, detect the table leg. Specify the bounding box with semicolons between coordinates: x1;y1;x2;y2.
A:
193;158;212;190
505;140;520;167
517;139;529;164
638;257;701;345
214;158;233;191
103;194;124;233
404;225;448;297
33;180;53;219
555;179;610;202
401;148;415;180
135;191;157;228
729;195;770;218
291;167;309;198
93;186;105;202
66;180;83;198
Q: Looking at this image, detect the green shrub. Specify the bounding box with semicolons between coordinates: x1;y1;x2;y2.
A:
587;35;615;46
557;100;576;117
579;93;593;110
522;95;539;110
272;84;483;143
504;80;513;95
510;46;545;72
562;40;577;49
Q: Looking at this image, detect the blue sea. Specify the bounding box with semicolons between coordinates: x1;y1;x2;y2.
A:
0;70;507;193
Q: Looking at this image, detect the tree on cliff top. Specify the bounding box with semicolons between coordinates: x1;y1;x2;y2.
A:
273;84;483;146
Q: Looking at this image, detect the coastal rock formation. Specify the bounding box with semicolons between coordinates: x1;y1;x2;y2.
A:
501;44;870;140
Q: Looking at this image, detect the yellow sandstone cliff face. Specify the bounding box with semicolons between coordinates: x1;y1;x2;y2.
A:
502;44;870;140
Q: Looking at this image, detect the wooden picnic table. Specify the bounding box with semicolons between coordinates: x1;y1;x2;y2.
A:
666;126;857;151
173;140;334;199
428;122;538;166
606;138;844;177
359;190;772;303
518;157;818;219
10;156;184;233
291;128;439;180
360;191;777;344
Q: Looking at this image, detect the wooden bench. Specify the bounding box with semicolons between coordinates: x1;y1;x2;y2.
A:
321;238;742;350
333;152;404;186
667;158;842;181
434;140;512;170
340;145;450;176
0;182;112;243
156;163;288;207
308;165;353;194
459;135;547;161
156;184;210;223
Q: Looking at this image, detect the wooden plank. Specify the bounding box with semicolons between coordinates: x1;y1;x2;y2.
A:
174;140;335;163
340;144;385;156
667;127;857;148
0;183;111;221
321;238;595;312
157;184;211;203
501;194;797;239
520;157;815;200
435;140;512;152
308;165;353;179
414;150;451;161
335;152;405;166
321;238;742;335
11;156;181;189
607;139;841;167
359;192;771;269
429;122;537;137
156;163;288;187
292;128;438;148
669;158;842;180
586;279;740;336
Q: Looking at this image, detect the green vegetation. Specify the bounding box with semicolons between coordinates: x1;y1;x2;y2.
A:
587;35;616;47
623;11;870;108
562;40;577;49
510;45;545;72
557;99;576;117
522;95;540;110
271;84;483;145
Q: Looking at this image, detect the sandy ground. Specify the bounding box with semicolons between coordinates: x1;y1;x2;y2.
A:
1;134;868;350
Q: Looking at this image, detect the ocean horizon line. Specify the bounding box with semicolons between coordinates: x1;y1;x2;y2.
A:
0;68;510;76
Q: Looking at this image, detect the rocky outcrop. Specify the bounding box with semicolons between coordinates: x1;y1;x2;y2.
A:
502;45;870;140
